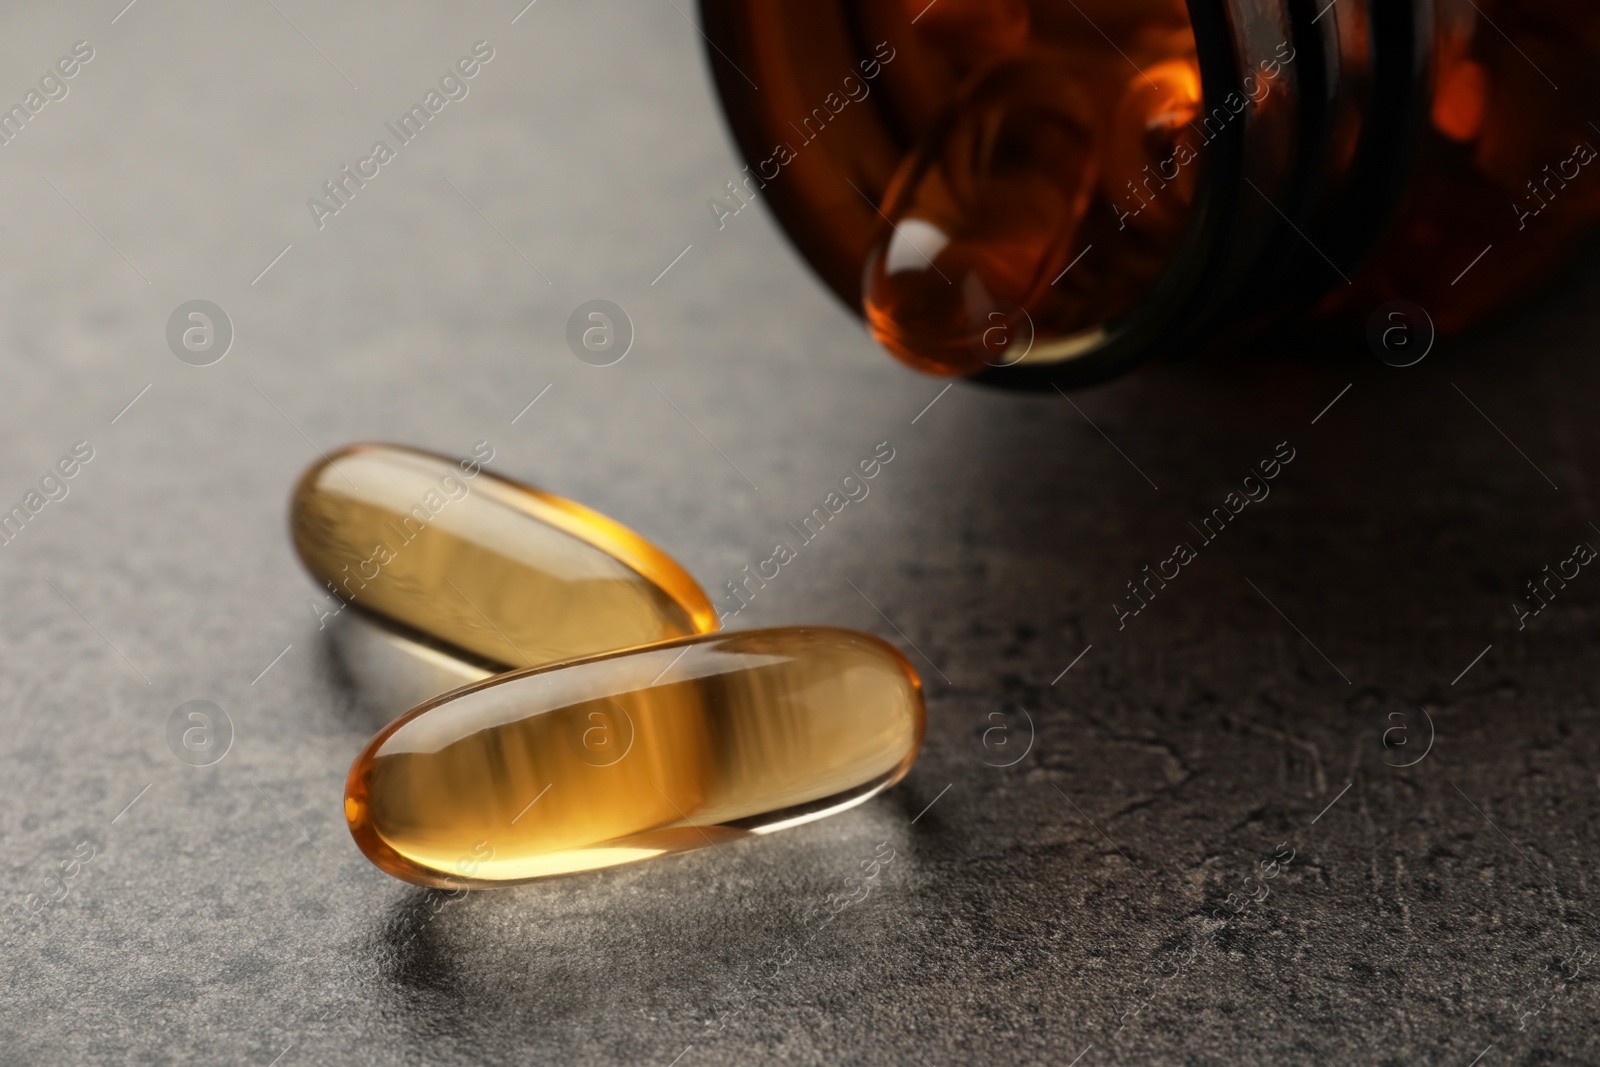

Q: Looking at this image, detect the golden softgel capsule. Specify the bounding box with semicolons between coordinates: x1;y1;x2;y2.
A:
291;443;718;669
345;627;925;886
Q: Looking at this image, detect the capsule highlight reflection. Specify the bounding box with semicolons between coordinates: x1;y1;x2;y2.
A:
344;627;925;887
291;443;718;669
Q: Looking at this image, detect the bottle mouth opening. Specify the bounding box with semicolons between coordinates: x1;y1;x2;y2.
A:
700;0;1217;383
854;2;1207;377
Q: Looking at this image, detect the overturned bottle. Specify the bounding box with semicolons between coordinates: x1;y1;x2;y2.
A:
344;627;926;886
700;0;1600;386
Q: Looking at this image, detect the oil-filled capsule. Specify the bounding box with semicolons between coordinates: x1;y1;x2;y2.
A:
291;443;718;669
344;627;925;886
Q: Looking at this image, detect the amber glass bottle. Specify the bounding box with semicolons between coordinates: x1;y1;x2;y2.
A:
699;0;1600;387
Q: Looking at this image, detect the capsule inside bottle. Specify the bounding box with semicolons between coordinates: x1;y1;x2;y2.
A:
291;443;718;670
863;2;1203;375
344;627;926;887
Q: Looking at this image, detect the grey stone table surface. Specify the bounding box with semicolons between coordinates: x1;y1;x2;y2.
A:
1;2;1597;1064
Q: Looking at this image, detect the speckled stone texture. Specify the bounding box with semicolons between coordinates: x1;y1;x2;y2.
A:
0;2;1596;1064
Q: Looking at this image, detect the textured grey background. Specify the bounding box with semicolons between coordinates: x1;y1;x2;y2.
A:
1;1;1597;1064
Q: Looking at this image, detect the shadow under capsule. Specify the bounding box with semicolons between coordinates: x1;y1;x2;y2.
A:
364;801;919;1048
